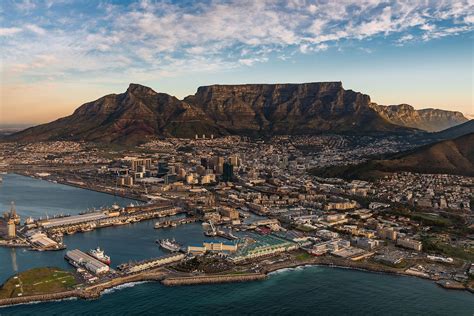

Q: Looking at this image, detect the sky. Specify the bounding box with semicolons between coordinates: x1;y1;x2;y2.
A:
0;0;473;125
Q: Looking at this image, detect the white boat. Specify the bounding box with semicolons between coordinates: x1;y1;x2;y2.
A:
88;247;111;265
156;239;181;252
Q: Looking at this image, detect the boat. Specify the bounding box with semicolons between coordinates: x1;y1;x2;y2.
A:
156;238;181;252
88;247;111;265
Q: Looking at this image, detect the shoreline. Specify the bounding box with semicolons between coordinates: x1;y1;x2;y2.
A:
8;171;147;203
0;257;471;308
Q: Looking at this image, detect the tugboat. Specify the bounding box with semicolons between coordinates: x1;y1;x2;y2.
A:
88;247;111;265
156;239;181;252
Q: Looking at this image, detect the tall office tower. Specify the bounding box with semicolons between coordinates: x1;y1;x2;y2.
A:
222;162;234;182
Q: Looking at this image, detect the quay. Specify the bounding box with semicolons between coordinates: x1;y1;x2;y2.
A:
36;204;186;236
154;217;197;229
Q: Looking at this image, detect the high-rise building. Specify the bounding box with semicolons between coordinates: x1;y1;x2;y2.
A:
158;161;169;177
229;155;240;167
222;162;233;182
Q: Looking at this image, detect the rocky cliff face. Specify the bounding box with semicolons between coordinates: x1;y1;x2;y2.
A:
185;82;405;135
370;103;467;132
9;82;413;144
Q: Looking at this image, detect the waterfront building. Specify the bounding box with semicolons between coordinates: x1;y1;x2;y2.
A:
121;253;186;273
65;249;110;274
219;206;240;220
397;238;422;251
230;234;297;262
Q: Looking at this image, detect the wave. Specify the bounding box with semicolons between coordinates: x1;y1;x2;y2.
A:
102;281;149;296
268;264;316;276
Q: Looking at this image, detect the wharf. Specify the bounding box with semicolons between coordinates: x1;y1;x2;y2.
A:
154;217;197;229
40;205;185;236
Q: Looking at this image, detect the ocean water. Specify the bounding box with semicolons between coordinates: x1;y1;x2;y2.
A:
0;174;473;315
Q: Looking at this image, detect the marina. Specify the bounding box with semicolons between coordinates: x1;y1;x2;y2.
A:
0;174;473;314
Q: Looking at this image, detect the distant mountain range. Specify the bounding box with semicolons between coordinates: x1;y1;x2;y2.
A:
369;103;467;132
6;82;468;144
312;132;474;178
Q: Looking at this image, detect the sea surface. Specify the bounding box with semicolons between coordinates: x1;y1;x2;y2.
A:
1;173;474;315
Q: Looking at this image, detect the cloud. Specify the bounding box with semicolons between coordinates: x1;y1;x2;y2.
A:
15;0;36;11
1;0;473;85
0;27;22;36
25;24;46;35
396;34;415;45
238;57;269;66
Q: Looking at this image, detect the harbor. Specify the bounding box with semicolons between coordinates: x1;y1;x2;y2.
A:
1;173;474;313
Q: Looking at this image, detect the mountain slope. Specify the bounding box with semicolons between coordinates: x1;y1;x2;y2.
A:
9;82;414;144
432;120;474;140
312;133;474;178
370;103;468;132
9;84;222;144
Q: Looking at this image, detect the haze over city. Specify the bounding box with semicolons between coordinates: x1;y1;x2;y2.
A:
1;0;473;125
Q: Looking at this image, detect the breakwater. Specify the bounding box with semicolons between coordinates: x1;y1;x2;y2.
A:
0;290;80;307
161;273;267;286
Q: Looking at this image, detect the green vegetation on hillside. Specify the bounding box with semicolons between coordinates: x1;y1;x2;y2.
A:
422;237;474;261
0;267;77;299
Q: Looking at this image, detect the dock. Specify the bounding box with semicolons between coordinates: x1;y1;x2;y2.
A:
36;204;185;236
154;217;197;229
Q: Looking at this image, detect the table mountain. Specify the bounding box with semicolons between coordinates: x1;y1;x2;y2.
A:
9;82;414;144
370;103;468;132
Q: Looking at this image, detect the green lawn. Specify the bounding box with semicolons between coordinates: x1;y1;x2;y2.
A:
0;267;77;299
295;252;311;261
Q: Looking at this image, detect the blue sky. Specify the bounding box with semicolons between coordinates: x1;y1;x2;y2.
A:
0;0;473;124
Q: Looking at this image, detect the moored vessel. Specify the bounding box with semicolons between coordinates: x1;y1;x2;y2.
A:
156;238;181;252
88;246;111;265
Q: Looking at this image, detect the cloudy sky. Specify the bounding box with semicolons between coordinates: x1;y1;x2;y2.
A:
1;0;473;125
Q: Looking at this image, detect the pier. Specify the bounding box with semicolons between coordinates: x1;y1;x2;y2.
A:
37;204;186;236
154;217;197;229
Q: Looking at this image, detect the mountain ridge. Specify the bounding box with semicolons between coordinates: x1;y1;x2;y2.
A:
6;82;450;144
370;103;467;132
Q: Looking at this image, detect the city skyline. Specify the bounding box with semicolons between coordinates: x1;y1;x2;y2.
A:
1;0;473;125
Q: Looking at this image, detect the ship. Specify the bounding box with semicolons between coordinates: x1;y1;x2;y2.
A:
156;238;181;252
88;247;111;265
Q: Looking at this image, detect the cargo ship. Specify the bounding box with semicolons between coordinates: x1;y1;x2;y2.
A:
156;239;181;252
88;247;111;265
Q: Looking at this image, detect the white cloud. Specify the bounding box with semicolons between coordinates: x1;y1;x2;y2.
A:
396;34;415;45
15;0;36;11
238;57;269;66
25;24;46;35
0;27;22;36
1;0;473;85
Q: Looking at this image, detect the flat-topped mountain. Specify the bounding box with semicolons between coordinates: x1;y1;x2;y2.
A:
184;82;406;135
370;103;468;132
9;82;416;144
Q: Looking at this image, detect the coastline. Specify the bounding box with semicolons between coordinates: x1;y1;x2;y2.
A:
8;171;147;203
1;256;471;308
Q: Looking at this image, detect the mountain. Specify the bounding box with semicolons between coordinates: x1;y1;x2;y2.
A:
8;84;222;144
370;103;468;132
184;82;408;135
432;120;474;140
312;133;474;178
8;82;413;144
